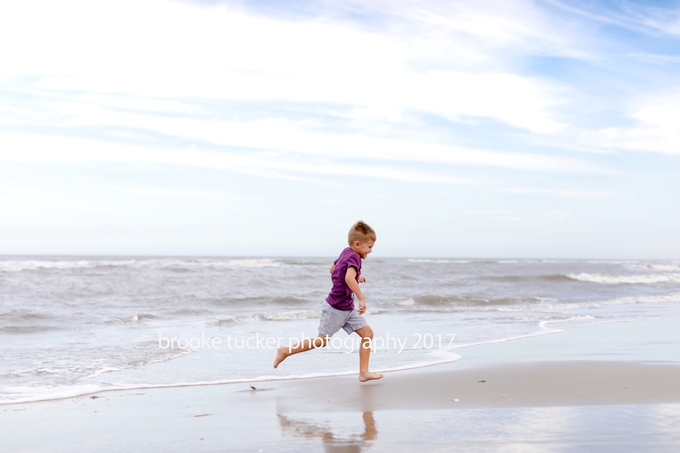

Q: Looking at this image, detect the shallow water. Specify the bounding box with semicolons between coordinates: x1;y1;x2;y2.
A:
2;256;679;404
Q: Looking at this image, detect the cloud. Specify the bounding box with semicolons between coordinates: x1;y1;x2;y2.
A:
0;0;569;134
500;188;616;198
580;91;680;155
627;53;680;65
0;132;471;185
545;0;680;36
0;186;109;216
13;98;597;173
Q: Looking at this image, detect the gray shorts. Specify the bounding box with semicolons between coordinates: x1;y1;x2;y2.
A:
318;301;368;336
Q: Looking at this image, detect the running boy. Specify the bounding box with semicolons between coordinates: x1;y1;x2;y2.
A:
273;221;383;382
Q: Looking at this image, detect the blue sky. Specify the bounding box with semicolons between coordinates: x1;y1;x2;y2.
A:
1;0;679;258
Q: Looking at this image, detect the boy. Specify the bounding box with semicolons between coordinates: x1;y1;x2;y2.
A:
273;220;383;382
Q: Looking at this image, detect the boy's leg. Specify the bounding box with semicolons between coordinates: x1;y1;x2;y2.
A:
273;334;328;368
355;326;383;382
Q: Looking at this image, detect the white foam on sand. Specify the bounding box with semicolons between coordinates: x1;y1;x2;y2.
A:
0;384;103;405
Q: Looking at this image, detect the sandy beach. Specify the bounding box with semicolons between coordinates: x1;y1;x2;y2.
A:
3;317;680;452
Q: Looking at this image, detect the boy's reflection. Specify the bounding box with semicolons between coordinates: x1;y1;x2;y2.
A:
278;411;377;452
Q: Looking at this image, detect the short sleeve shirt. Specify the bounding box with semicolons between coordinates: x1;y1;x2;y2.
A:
325;247;362;311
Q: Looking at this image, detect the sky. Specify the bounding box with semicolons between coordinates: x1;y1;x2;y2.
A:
1;0;680;258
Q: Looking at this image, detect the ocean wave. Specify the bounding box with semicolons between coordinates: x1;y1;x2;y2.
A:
211;315;257;325
280;259;327;266
565;273;680;284
108;313;159;324
0;309;54;321
258;306;380;321
415;295;464;305
379;291;680;314
400;302;598;313
258;310;321;321
0;258;281;272
586;260;640;264
600;293;680;305
626;263;680;272
131;313;156;322
414;294;535;307
387;298;416;306
406;259;471;264
166;308;211;316
205;296;313;309
0;325;62;334
0;259;101;272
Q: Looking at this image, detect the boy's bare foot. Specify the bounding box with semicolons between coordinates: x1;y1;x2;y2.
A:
359;371;384;382
273;347;288;368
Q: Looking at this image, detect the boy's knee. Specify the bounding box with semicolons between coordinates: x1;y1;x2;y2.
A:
361;327;374;339
314;335;329;348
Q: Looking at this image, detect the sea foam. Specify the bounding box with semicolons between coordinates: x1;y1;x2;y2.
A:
565;273;680;284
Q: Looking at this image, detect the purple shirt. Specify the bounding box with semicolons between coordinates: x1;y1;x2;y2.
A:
326;247;362;311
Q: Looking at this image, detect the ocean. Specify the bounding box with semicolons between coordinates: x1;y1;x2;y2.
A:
2;257;679;404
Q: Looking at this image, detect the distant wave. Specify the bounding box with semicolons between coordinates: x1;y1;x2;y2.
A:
0;325;62;334
626;263;680;272
406;259;471;264
0;309;54;321
0;258;281;272
108;313;159;324
565;273;680;284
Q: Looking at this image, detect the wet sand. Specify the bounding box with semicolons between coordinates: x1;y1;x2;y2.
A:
3;318;680;452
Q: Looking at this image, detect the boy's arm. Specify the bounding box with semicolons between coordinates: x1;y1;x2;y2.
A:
330;263;335;274
345;267;366;314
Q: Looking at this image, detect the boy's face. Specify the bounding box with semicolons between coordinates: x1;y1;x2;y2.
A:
352;240;375;259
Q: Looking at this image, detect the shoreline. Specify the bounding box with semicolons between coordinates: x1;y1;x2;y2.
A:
4;317;680;452
2;316;678;407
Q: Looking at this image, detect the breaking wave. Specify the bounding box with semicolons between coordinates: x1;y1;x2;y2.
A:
566;273;680;284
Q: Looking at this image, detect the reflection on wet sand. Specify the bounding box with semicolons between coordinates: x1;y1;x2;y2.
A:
278;411;377;452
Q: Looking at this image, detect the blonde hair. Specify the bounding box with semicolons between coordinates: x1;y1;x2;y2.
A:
348;220;376;245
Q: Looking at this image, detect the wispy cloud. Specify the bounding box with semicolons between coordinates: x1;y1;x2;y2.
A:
579;91;680;155
544;0;680;36
0;132;473;185
1;0;570;134
499;188;616;198
2;0;680;256
9;99;600;173
627;53;680;64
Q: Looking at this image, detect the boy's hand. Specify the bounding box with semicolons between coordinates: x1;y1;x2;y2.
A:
358;275;366;283
358;299;366;314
